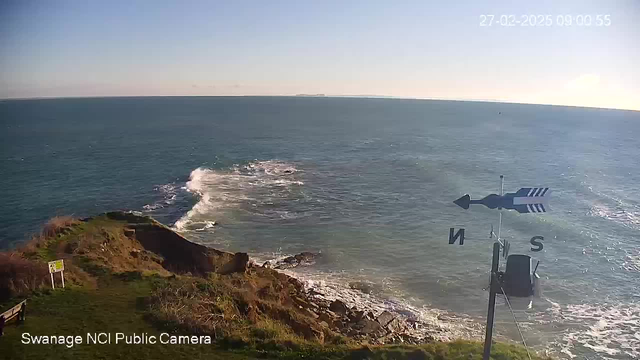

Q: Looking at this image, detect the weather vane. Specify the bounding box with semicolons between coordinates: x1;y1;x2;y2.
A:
449;175;551;360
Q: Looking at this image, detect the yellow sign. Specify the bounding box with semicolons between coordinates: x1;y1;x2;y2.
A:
48;259;64;273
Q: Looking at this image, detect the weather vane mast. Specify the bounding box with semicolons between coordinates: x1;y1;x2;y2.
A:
449;175;551;360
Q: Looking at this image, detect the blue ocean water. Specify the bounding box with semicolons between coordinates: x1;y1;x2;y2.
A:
1;97;639;358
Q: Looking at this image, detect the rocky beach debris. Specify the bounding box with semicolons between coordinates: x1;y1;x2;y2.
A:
261;251;436;345
283;295;434;345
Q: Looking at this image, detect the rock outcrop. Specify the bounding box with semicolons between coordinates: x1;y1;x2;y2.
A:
273;251;321;269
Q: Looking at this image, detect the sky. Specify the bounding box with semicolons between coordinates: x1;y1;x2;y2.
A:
0;0;638;110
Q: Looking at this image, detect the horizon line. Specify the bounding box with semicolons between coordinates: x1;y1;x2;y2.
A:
1;94;637;113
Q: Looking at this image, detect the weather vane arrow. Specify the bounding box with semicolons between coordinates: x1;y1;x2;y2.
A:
454;187;551;213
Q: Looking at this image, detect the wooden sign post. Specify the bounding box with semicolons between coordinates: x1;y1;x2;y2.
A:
48;260;65;289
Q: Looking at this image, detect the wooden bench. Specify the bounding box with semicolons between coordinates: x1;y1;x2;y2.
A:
0;300;26;336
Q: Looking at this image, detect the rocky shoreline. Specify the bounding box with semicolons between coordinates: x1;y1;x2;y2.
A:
256;251;449;345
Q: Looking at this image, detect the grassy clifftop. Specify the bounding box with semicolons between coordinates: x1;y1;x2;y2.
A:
0;212;550;360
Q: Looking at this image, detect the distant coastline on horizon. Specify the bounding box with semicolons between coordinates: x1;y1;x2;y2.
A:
1;94;637;113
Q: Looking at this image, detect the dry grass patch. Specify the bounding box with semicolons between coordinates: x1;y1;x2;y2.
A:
40;216;80;238
146;275;330;348
0;252;50;301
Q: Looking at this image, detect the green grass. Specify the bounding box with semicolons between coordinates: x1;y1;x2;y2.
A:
26;216;126;263
0;277;247;360
0;274;550;360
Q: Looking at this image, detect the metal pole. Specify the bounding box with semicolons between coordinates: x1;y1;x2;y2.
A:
50;273;55;289
483;241;501;360
497;175;504;244
61;271;65;288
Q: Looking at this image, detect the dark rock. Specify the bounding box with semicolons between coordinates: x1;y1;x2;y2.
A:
317;312;337;328
294;251;318;262
386;318;405;333
287;276;304;289
350;310;366;323
287;318;325;343
123;228;135;237
376;310;395;327
283;256;297;264
366;311;375;320
218;252;249;275
262;261;272;269
356;319;381;335
329;300;349;315
274;252;320;269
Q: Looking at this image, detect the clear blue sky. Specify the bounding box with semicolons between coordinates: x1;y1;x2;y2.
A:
1;0;638;110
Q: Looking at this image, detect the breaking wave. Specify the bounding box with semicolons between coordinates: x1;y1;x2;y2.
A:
174;160;304;231
143;183;180;211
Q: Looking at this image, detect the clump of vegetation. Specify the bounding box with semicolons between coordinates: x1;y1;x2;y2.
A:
40;216;80;238
0;252;49;301
147;274;336;348
17;216;80;259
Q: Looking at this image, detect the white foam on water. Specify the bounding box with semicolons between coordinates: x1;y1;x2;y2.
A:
174;161;303;231
588;203;640;230
622;250;640;273
143;183;180;211
192;221;218;231
585;185;640;230
546;300;640;359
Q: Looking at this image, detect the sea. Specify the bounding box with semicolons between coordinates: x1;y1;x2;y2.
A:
1;97;639;359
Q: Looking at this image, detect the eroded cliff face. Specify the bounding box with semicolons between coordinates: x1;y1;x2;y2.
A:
100;211;244;275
